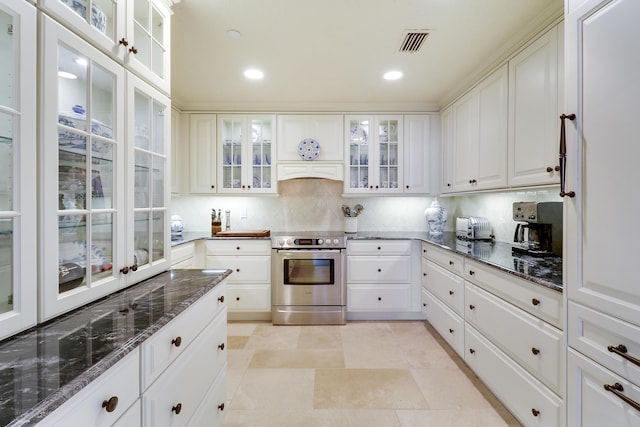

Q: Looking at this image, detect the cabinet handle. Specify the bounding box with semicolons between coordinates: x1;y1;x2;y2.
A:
423;272;427;276
468;270;475;276
172;336;182;347
531;347;540;355
406;185;409;189
377;246;381;250
120;266;129;274
604;383;640;412
218;342;225;350
559;113;576;198
172;403;183;414
242;185;246;189
102;396;119;413
449;290;454;295
118;38;129;47
469;348;475;354
236;297;240;301
130;263;138;272
377;268;382;272
218;403;225;411
211;185;215;189
555;165;560;171
378;297;382;301
531;408;540;417
423;303;427;307
375;185;379;189
447;183;451;187
423;248;426;253
546;166;553;173
469;304;475;310
449;328;454;334
248;185;251;189
608;344;640;367
236;268;240;272
129;46;138;54
370;185;374;189
531;298;540;306
449;260;454;265
218;295;225;303
236;246;240;250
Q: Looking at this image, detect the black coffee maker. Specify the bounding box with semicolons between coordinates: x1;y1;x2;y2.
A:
512;202;563;257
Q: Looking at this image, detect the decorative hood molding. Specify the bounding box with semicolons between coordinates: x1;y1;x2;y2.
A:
277;163;344;181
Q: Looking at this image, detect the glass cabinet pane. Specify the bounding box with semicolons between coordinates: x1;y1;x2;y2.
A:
133;0;166;78
58;0;114;37
0;112;13;211
0;219;14;315
348;119;369;189
221;119;243;189
251;118;272;189
134;211;150;267
0;9;13;109
378;119;399;189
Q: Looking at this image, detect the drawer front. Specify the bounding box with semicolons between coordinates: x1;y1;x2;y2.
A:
187;368;227;427
171;242;195;265
140;283;226;390
205;239;271;255
422;259;465;315
465;326;563;427
347;256;411;283
348;285;412;311
39;348;140;427
465;259;562;328
421;242;464;276
171;258;194;269
568;301;640;386
568;349;640;427
347;240;412;256
206;255;270;283
421;288;464;356
114;399;141;427
465;283;563;394
142;309;227;427
227;285;271;311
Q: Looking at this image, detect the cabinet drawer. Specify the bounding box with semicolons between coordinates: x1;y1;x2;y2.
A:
347;240;412;256
187;368;227;427
347;256;411;283
465;259;562;329
568;348;640;427
421;288;464;356
568;301;640;386
38;348;140;427
465;326;563;427
422;259;465;316
114;399;141;427
205;239;271;255
140;283;226;390
171;258;194;269
171;242;195;265
227;285;271;311
206;256;270;283
465;283;563;394
348;285;411;311
421;242;464;276
142;309;227;427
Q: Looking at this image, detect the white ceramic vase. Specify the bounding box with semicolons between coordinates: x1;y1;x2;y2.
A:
424;198;447;235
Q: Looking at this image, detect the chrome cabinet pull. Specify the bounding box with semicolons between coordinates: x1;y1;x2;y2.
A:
604;383;640;412
608;344;640;367
559;113;576;198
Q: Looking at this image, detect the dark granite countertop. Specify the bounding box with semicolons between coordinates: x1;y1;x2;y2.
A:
171;231;270;246
350;231;562;292
1;269;231;426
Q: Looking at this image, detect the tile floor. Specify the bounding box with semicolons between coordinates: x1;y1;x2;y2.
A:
223;321;521;427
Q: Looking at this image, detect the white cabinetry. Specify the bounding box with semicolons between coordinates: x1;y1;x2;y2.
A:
217;114;276;194
347;240;422;320
439;106;454;192
0;0;38;340
508;23;563;187
205;240;271;320
170;242;195;269
40;16;170;321
403;114;438;194
189;114;217;193
565;0;640;424
450;65;508;192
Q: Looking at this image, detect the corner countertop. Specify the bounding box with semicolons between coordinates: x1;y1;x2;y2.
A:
1;269;231;426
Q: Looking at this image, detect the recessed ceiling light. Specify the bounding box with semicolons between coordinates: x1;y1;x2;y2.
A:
383;71;403;81
226;29;241;38
58;71;77;79
244;69;264;80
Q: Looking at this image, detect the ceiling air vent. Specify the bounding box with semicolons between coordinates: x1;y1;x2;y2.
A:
399;30;429;53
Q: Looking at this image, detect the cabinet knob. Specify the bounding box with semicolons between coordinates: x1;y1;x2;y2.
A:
469;270;475;276
130;263;138;272
423;248;426;253
375;185;379;189
172;336;182;347
242;185;246;189
247;185;251;189
211;185;215;189
236;268;240;272
377;268;382;272
469;348;475;354
118;38;129;47
449;260;454;266
546;166;553;173
370;185;374;189
406;185;409;189
102;396;119;413
378;297;382;301
531;347;540;355
423;273;427;276
531;408;540;417
120;266;129;274
218;342;225;351
129;46;138;54
218;295;225;303
449;328;454;334
449;290;454;295
531;298;540;306
469;304;475;310
423;303;427;307
236;246;240;250
377;246;381;250
218;403;225;411
172;403;182;414
447;183;451;187
236;297;240;301
555;165;560;171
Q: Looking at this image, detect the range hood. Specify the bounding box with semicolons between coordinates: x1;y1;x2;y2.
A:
276;162;344;181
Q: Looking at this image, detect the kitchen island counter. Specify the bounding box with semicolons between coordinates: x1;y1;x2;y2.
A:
1;269;231;426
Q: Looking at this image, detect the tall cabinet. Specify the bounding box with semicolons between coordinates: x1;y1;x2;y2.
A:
564;0;640;424
0;0;38;340
39;5;171;321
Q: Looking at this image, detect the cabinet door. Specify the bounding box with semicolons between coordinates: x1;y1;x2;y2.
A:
374;116;403;192
0;0;37;339
126;72;171;285
440;106;454;192
403;114;433;194
40;16;126;321
508;25;561;187
345;115;372;193
189;114;217;193
451;90;479;192
565;0;640;326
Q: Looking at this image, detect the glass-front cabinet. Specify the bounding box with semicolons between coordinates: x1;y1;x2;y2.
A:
0;0;37;340
217;114;276;194
40;15;169;321
344;115;403;194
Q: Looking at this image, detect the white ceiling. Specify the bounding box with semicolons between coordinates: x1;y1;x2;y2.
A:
171;0;563;112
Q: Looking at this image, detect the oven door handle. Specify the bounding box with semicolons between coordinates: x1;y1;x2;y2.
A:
275;249;344;254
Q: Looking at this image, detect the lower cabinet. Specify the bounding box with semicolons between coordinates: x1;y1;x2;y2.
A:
170;242;196;269
421;287;464;356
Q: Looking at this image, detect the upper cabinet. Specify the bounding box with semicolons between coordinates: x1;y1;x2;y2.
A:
403;115;437;194
189;114;217;194
218;115;276;194
0;0;38;340
39;15;170;321
39;0;172;94
440;106;454;192
508;23;563;187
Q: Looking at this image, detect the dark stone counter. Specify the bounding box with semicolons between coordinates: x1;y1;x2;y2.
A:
1;269;231;426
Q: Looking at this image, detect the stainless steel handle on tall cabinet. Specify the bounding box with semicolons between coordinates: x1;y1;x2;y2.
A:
559;114;576;198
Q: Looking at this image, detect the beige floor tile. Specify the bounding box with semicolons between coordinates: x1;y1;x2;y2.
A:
249;349;345;369
314;368;429;410
230;368;315;410
223;409;398;427
396;408;519;427
411;367;494;410
227;321;262;336
226;349;255;400
298;325;343;349
341;322;413;369
245;324;301;350
228;335;249;349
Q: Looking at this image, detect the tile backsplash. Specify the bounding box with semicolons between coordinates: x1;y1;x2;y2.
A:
171;179;561;243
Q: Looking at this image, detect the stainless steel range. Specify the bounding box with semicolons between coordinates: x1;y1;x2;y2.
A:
271;232;347;325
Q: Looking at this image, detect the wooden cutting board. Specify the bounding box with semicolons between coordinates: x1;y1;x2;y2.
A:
214;229;270;237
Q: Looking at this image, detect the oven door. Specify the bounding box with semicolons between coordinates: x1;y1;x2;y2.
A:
272;249;345;306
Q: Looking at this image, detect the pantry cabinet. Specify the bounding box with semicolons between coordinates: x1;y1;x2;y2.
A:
564;0;640;424
217;114;276;194
508;23;563;187
0;0;38;340
40;15;170;321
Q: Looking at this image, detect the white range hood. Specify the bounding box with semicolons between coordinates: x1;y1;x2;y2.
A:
276;162;344;181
